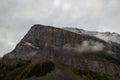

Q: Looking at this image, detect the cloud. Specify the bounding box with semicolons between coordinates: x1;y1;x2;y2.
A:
62;40;104;52
0;0;120;56
77;40;104;52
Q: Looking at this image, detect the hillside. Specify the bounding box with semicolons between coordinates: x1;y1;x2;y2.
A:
0;24;120;80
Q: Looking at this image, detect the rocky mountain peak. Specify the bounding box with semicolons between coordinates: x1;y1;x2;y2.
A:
1;24;120;80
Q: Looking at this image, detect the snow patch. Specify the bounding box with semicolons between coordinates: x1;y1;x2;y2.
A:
94;33;120;44
25;42;39;49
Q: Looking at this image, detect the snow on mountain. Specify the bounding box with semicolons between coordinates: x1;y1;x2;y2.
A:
24;42;39;49
63;27;120;44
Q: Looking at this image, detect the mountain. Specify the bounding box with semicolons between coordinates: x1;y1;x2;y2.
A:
64;27;120;44
0;24;120;80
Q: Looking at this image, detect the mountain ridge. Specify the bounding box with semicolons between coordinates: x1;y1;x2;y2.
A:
4;24;109;59
64;27;120;44
0;24;120;80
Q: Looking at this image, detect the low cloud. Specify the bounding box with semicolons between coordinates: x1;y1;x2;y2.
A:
78;40;104;52
63;40;104;52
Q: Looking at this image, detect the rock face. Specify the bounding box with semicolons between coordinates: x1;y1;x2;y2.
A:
2;24;120;78
64;27;120;44
4;24;107;58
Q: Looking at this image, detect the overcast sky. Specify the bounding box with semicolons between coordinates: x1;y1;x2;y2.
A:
0;0;120;57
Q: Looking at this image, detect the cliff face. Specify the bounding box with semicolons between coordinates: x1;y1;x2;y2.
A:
5;24;107;57
1;24;120;79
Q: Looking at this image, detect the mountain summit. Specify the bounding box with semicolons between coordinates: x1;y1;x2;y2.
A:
1;24;120;80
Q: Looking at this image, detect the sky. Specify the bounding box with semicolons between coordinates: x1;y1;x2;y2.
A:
0;0;120;57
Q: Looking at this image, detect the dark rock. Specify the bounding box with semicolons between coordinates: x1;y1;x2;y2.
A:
2;24;120;78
